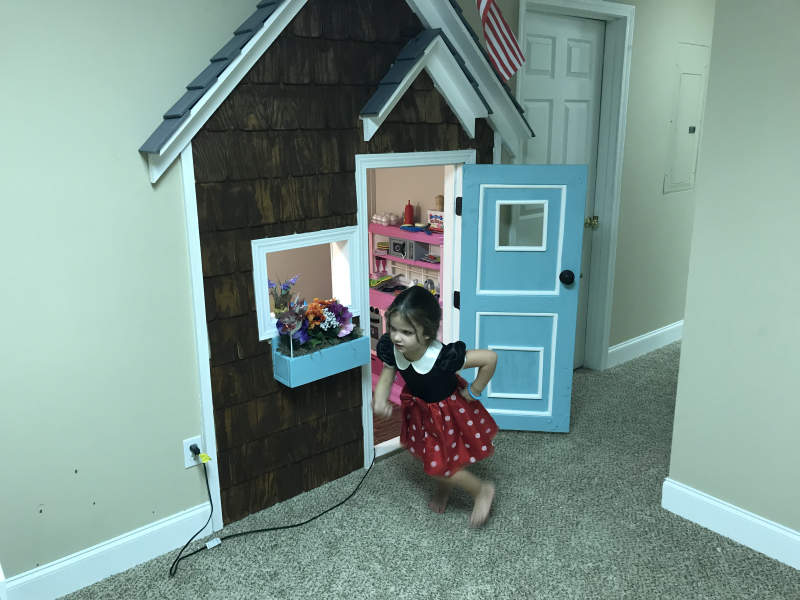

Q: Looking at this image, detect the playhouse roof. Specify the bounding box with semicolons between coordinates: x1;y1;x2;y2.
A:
359;29;491;142
139;0;534;183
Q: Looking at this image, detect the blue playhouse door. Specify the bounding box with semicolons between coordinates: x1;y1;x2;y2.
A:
460;164;586;432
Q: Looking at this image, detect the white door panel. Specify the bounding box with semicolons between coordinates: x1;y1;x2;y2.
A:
520;11;605;367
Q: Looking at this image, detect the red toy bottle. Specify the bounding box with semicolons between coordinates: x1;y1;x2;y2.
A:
403;201;414;225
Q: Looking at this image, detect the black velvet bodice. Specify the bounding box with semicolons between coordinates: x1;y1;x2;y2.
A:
376;333;466;403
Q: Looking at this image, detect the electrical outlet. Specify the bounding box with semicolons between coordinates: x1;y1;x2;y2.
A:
183;436;202;469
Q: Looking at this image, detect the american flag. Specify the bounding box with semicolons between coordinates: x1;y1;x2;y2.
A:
477;0;525;81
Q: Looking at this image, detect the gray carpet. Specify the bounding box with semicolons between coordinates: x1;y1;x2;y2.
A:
63;343;800;599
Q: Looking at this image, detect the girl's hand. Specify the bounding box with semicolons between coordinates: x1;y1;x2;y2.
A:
373;365;397;419
373;396;393;418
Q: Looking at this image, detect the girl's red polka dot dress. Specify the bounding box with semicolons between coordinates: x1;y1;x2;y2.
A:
376;334;499;477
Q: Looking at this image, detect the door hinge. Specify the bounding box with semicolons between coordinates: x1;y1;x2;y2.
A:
455;196;462;216
453;290;460;309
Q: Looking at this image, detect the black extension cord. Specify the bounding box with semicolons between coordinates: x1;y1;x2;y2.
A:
168;454;376;577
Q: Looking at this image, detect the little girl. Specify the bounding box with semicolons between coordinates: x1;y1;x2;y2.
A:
372;286;499;527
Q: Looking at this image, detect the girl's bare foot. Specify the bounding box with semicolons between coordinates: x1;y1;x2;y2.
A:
469;482;495;527
428;482;451;514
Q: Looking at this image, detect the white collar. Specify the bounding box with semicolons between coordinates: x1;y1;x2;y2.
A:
394;340;442;374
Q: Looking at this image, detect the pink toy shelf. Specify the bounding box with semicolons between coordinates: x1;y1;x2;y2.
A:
368;223;443;278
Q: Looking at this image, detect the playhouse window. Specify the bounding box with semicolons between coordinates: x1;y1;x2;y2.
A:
496;201;547;250
251;227;357;341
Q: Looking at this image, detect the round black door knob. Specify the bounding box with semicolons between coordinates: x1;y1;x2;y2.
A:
559;270;575;285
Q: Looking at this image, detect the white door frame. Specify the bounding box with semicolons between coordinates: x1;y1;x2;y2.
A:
517;0;635;370
355;150;477;464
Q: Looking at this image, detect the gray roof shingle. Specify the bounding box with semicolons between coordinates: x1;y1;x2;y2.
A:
140;0;285;153
141;0;532;155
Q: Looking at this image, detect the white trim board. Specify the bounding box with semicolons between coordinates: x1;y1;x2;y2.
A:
180;146;224;533
374;437;402;458
605;320;682;369
5;503;213;600
518;0;635;371
0;562;7;600
662;478;800;571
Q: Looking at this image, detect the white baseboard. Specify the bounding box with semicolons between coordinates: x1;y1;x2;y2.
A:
606;320;683;369
662;478;800;571
6;503;213;600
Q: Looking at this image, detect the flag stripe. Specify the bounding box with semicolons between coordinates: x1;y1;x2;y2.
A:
477;0;524;81
484;26;513;79
486;11;522;69
487;4;524;64
485;26;513;74
486;49;511;81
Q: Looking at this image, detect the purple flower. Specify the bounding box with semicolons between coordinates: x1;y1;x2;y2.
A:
292;320;310;344
326;301;353;337
268;280;277;289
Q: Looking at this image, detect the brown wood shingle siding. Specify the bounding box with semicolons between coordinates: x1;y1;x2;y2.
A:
192;0;493;524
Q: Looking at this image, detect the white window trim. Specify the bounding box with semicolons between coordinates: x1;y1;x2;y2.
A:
251;226;361;341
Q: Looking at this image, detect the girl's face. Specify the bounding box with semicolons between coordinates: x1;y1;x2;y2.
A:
388;314;429;361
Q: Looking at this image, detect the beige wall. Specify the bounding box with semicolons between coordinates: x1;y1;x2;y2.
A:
609;0;715;344
455;0;716;346
267;246;333;308
0;0;257;576
374;166;446;223
669;0;800;530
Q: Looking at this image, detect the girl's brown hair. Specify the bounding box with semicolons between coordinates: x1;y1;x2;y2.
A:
385;286;441;342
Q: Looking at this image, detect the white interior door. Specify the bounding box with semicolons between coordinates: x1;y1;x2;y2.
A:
518;10;605;367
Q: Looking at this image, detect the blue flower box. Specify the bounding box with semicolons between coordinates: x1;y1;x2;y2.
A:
272;335;371;388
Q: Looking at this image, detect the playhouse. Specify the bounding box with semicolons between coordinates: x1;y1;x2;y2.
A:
139;0;540;525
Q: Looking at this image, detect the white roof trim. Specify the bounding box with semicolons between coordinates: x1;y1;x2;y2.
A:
145;0;307;184
405;0;531;158
360;36;489;142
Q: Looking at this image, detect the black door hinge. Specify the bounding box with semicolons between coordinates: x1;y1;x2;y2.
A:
453;290;460;309
455;196;462;216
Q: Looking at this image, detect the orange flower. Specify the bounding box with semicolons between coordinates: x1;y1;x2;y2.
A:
305;301;325;329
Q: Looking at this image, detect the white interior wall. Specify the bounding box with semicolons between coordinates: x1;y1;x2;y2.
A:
0;0;258;578
668;0;800;536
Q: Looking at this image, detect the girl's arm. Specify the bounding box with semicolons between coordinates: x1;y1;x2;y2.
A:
460;349;498;401
373;365;397;418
